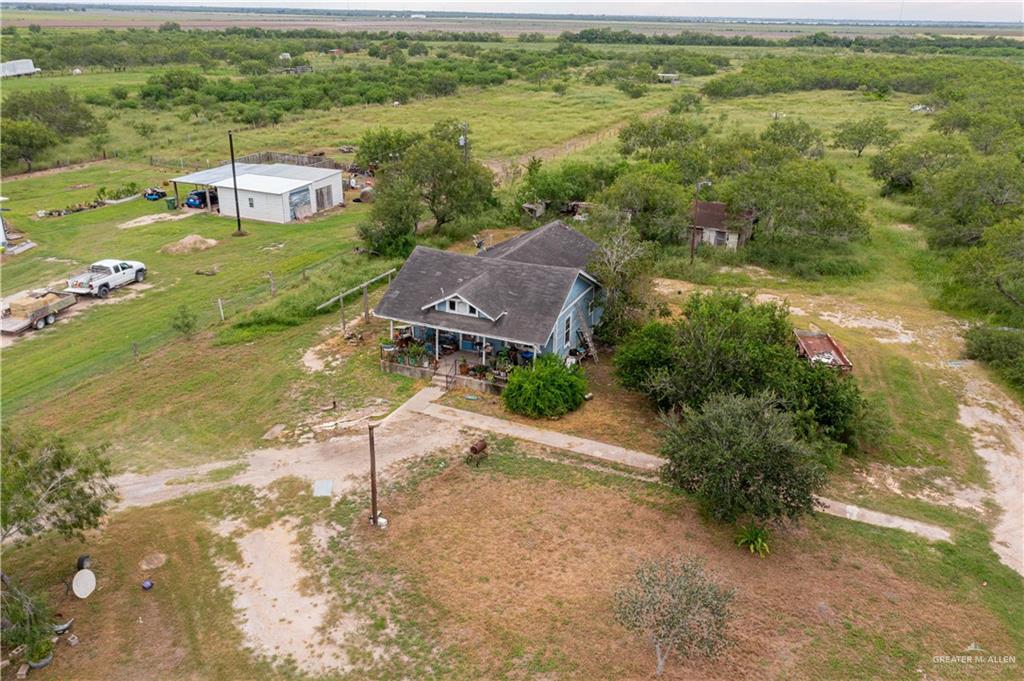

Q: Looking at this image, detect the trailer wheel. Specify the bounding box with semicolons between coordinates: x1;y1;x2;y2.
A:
135;270;146;283
45;314;56;325
97;285;110;299
34;318;46;330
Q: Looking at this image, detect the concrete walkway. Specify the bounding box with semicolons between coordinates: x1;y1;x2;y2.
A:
416;398;664;472
415;392;953;543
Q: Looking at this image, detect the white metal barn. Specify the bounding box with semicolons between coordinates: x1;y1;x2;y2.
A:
0;59;42;78
173;163;343;224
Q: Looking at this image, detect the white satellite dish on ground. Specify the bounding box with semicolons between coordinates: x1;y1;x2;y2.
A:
72;569;96;599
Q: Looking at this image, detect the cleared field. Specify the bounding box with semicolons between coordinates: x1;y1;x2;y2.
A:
5;444;1020;681
0;78;684;171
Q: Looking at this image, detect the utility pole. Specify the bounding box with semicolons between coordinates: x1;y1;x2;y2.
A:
368;423;379;526
690;179;713;265
228;130;246;237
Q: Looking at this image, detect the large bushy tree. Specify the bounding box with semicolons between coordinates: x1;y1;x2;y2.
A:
3;86;99;137
660;392;828;522
599;165;691;244
832;115;900;157
621;291;866;444
0;119;58;172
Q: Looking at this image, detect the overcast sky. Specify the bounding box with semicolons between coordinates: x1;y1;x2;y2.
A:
24;1;1024;23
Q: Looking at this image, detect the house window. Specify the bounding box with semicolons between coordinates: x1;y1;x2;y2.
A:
714;230;728;246
468;305;477;315
248;197;255;208
448;300;457;311
564;316;571;347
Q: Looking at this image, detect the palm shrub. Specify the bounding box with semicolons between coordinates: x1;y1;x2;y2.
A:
502;354;587;418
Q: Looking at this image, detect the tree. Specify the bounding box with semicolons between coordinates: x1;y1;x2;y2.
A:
3;86;99;137
626;291;865;443
721;158;867;241
616;80;649;98
660;392;828;522
760;117;823;158
0;119;58;172
619;114;708;162
832;115;900;156
355;127;422;169
1;426;117;543
28;23;42;33
918;154;1024;248
599;165;690;244
588;220;654;343
613;321;675;389
401;137;494;232
158;21;182;32
359;174;422;256
869;133;970;194
502;354;588;418
615;557;734;677
238;60;268;76
952;217;1024;317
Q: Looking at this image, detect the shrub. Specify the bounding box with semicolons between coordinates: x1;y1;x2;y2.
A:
613;322;675;390
660;392;828;523
964;325;1024;393
616;80;649;98
502;354;588;418
615;557;734;677
171;305;199;338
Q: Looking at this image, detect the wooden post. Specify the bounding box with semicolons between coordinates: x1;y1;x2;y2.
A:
434;328;439;361
217;298;225;322
172;181;180;211
204;187;212;213
339;291;345;331
368;423;379;526
362;284;369;323
268;271;276;297
532;345;538;366
389;320;394;339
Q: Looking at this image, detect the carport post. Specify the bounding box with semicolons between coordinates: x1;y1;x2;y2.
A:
204;187;212;213
172;181;180;211
368;423;379;526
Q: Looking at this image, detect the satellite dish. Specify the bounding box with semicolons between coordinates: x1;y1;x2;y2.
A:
71;569;96;599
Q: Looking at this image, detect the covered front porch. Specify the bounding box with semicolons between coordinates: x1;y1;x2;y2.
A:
379;323;542;392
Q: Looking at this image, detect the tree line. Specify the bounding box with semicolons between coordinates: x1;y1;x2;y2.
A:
559;27;1024;56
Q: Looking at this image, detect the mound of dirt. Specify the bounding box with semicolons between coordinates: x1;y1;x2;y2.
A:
161;234;218;255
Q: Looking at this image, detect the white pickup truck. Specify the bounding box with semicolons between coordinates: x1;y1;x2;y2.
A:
65;259;146;298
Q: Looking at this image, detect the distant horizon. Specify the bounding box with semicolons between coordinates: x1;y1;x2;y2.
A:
9;1;1024;25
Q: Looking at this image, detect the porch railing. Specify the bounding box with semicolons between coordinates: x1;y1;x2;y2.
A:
445;355;459;392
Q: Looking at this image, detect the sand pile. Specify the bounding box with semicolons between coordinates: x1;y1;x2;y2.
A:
161;234;218;255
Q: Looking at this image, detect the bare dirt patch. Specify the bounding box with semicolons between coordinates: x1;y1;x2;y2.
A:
139;552;168;570
118;209;200;230
214;520;355;674
160;234;218;255
378;466;1013;679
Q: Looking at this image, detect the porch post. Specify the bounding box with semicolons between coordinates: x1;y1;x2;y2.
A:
389;319;394;339
482;342;487;365
435;328;439;361
532;345;538;366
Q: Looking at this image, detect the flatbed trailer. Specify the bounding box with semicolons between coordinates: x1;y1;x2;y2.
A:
1;290;77;335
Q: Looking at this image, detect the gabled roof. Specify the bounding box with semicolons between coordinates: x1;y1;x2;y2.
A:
172;163;339;187
374;245;587;347
211;173;310;194
479;220;598;271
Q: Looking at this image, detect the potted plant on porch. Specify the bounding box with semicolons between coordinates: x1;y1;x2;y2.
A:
459;358;470;375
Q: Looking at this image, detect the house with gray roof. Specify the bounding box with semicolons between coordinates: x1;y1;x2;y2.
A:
373;221;603;380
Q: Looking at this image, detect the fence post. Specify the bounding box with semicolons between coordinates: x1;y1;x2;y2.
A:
217;298;225;322
339;291;346;331
132;342;139;361
362;284;369;323
268;271;276;297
